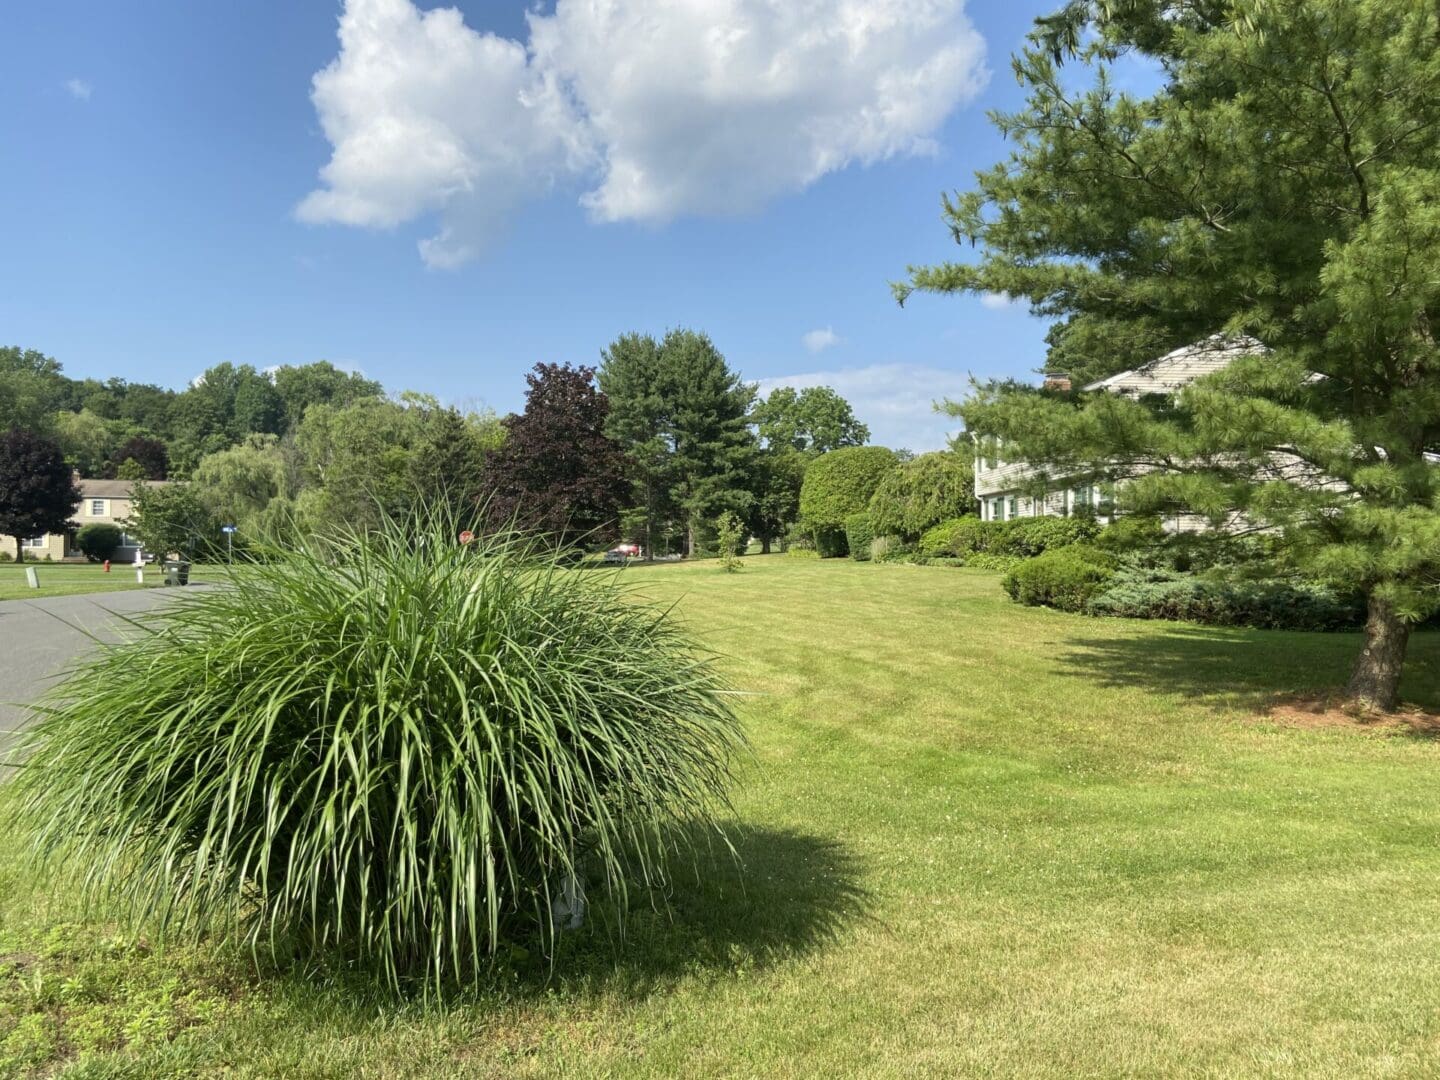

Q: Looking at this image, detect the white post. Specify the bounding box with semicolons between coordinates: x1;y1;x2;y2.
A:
25;567;39;589
136;567;144;584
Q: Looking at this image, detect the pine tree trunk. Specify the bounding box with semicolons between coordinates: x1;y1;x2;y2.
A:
1346;592;1410;712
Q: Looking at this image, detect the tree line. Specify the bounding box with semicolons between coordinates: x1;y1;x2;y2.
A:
0;329;904;562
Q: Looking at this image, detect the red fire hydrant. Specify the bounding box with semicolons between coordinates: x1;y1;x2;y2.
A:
103;559;111;573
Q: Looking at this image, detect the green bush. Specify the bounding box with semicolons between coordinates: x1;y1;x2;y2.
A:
1086;570;1363;631
867;451;976;540
787;546;821;560
918;515;1097;560
74;523;123;563
844;512;875;562
799;446;898;552
1003;546;1117;612
918;516;985;558
999;516;1100;557
715;512;744;572
13;515;747;992
964;552;1023;572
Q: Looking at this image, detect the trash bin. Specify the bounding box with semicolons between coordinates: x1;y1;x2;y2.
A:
163;559;191;586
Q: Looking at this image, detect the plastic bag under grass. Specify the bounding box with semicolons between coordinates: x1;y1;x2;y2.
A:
12;515;747;992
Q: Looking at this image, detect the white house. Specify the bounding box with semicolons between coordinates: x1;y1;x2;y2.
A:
972;335;1264;524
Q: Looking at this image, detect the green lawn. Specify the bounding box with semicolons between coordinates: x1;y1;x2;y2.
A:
0;562;159;602
5;556;1440;1076
0;563;231;602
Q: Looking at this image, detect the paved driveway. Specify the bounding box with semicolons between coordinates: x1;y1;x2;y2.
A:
0;589;191;771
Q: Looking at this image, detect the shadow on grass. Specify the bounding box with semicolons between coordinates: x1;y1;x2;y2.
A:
240;824;870;1012
547;824;871;1000
1053;622;1440;714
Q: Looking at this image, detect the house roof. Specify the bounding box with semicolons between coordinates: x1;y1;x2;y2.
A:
77;478;168;499
1082;334;1265;395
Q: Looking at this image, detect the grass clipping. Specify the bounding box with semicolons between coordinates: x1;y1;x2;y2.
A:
10;518;747;991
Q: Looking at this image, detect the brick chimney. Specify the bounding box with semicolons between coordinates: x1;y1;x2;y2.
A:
1042;371;1072;392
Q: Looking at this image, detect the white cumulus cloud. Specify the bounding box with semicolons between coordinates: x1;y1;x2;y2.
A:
979;291;1024;311
802;326;842;353
65;78;92;101
298;0;988;266
757;363;970;452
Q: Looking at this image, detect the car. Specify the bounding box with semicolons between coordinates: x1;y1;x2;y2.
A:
604;543;643;563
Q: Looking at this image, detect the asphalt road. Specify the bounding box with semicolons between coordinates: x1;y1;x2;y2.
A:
0;588;189;772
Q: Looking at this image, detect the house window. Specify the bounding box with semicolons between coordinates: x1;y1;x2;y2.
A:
994;497;1007;521
1098;483;1116;516
90;499;106;517
1074;486;1093;512
1007;496;1018;519
23;536;47;548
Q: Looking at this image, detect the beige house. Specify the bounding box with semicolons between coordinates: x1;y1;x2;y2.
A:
3;478;166;562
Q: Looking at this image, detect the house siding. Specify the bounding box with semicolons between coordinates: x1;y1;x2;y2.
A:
1;479;163;562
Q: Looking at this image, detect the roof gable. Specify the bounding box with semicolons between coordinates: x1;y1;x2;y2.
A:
1082;334;1265;395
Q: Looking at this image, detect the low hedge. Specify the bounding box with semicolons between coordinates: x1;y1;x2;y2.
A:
844;512;875;562
1002;546;1117;612
1086;571;1363;631
919;515;1100;560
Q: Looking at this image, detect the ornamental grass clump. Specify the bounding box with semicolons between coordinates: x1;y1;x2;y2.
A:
12;516;746;991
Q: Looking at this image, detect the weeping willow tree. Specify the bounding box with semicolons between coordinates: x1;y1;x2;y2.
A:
899;0;1440;710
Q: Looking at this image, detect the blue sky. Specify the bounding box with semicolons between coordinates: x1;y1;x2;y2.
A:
0;0;1072;451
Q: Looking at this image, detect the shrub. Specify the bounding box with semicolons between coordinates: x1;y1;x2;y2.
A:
75;523;123;563
844;512;875;562
867;451;976;539
799;446;898;552
1086;570;1362;631
715;512;744;572
964;552;1023;572
13;515;747;992
918;515;1099;560
787;546;821;560
919;516;985;558
1003;546;1117;612
998;516;1099;557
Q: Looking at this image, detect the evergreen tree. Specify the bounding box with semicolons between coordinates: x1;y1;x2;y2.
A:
660;330;759;555
0;429;81;561
598;333;675;557
408;406;495;527
481;364;630;548
899;0;1440;710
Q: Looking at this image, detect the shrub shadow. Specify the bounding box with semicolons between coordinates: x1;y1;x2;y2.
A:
1052;624;1440;715
546;824;872;1001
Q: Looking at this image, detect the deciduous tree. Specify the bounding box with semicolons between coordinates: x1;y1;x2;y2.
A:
481;363;630;548
0;429;81;561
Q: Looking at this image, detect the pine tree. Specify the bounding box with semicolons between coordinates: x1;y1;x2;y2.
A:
661;330;758;555
599;330;760;556
598;333;675;556
900;0;1440;710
